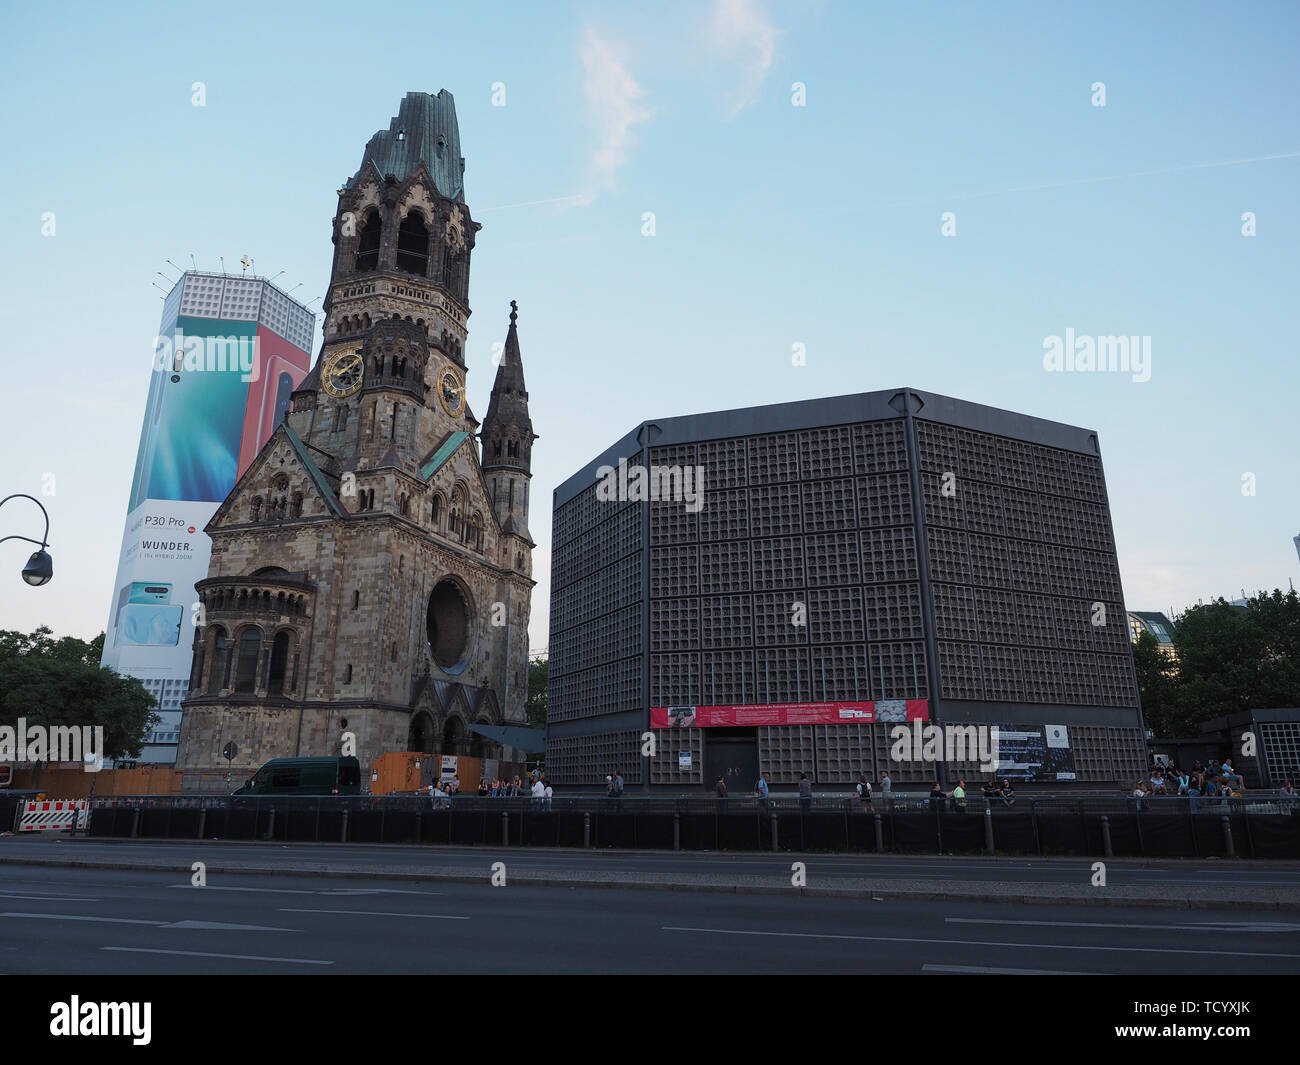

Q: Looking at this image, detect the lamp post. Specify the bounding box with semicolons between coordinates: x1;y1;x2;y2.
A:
0;494;53;586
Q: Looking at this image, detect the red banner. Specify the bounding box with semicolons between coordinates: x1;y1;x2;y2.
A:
650;699;929;729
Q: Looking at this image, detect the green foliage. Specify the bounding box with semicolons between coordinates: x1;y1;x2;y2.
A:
526;655;547;731
1138;590;1300;738
0;626;159;760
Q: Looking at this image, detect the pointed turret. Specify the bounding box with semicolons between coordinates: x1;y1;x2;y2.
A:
482;301;536;542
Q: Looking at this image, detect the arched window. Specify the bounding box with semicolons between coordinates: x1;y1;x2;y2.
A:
449;486;464;536
234;629;261;693
431;495;443;526
207;629;228;694
267;631;290;696
344;663;353;684
396;210;430;275
250;497;263;522
190;641;205;693
290;493;303;518
353;208;382;272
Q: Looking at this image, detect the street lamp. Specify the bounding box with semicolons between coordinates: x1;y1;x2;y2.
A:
0;494;53;586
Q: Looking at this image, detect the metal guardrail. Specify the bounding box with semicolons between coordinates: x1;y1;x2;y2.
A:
74;792;1300;815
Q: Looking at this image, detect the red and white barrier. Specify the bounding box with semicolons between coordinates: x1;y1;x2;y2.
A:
18;800;89;832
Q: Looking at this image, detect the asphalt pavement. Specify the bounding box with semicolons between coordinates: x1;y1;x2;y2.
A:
2;863;1298;974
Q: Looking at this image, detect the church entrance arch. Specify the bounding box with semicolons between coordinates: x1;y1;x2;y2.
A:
409;711;436;753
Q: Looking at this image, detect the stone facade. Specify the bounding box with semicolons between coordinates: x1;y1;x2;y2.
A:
177;91;536;787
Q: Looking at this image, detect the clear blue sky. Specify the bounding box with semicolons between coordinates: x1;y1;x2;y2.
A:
2;0;1298;653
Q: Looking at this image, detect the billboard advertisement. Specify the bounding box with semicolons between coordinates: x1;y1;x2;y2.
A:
992;724;1077;782
103;286;314;759
650;699;930;729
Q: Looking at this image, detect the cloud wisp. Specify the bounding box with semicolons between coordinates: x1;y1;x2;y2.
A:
580;25;653;198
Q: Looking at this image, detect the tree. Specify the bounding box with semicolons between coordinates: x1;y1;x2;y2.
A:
0;626;159;761
525;655;547;731
1139;590;1300;738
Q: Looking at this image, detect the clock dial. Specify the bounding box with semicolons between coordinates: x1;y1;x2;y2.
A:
438;368;465;417
323;348;363;398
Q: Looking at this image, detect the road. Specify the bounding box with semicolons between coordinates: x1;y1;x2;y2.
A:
1;863;1298;974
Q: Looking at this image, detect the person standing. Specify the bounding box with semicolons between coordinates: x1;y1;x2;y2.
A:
531;776;545;806
950;779;967;813
544;780;553;811
798;772;812;814
755;772;770;808
856;774;872;811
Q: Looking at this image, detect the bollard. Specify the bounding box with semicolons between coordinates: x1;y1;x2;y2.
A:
502;810;510;846
1100;814;1113;858
673;812;680;851
770;811;779;851
874;812;883;852
1221;815;1236;859
340;808;349;843
583;811;591;848
131;808;141;839
197;809;206;840
984;806;995;855
266;807;275;841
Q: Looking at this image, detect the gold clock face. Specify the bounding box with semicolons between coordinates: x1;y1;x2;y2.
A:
438;367;465;417
322;348;363;398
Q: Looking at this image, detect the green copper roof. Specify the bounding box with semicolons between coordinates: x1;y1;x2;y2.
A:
420;431;470;480
348;91;465;201
283;424;347;518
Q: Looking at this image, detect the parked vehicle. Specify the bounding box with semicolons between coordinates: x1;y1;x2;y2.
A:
232;757;362;796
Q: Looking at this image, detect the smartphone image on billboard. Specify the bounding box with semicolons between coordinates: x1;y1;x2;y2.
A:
138;363;249;505
117;604;184;647
114;581;173;625
238;354;301;476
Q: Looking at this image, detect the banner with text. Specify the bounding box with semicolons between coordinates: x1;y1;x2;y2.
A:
650;700;929;729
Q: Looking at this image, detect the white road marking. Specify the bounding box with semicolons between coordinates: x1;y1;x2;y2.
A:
1;912;157;925
277;908;468;920
947;917;1300;933
660;926;1300;959
167;885;317;894
161;920;297;931
923;964;1092;974
103;946;332;965
0;894;99;902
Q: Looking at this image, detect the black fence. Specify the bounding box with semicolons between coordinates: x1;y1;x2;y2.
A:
67;793;1300;858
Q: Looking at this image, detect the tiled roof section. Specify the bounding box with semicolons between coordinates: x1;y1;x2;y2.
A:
282;424;347;517
420;431;470;480
348;91;465;202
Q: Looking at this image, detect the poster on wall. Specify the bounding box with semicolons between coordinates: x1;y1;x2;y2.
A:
649;699;929;729
992;724;1077;782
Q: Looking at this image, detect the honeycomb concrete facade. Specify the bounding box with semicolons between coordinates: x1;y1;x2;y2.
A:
177;92;536;790
548;388;1146;790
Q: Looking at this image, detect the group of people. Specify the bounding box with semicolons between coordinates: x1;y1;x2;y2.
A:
1132;758;1252;804
426;769;552;808
478;776;527;797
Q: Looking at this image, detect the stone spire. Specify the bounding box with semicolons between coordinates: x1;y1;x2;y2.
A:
482;301;536;541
